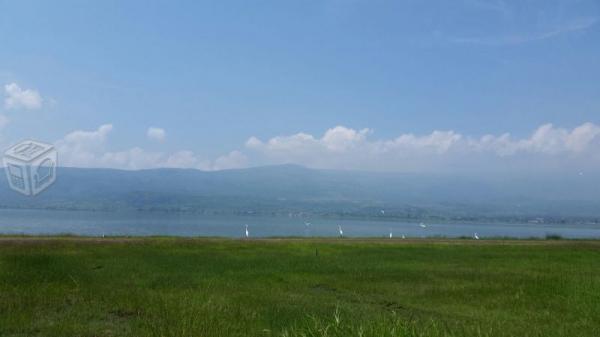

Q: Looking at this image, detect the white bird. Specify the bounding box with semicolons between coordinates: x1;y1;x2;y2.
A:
401;234;406;239
419;223;427;228
338;225;344;238
245;224;249;238
304;222;312;237
381;210;385;215
389;229;393;239
473;232;479;240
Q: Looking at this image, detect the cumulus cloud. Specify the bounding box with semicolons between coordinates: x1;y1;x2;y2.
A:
56;124;247;171
56;124;114;168
53;122;600;173
4;83;43;110
322;126;371;152
245;123;600;172
147;127;166;142
212;151;248;171
61;124;113;149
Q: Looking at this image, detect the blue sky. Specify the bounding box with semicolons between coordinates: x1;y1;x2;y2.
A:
1;0;599;171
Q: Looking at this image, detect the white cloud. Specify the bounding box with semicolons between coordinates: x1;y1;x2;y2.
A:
56;124;247;171
147;127;166;142
212;151;248;171
322;126;370;152
56;124;114;167
60;124;113;152
52;122;600;173
380;130;462;154
245;123;600;172
246;125;463;158
164;150;202;169
4;83;43;110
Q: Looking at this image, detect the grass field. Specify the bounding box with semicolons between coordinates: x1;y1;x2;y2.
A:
0;237;599;337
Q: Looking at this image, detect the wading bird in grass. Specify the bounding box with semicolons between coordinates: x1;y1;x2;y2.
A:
338;225;344;238
473;232;480;240
402;234;406;239
389;229;393;239
245;224;249;238
304;222;311;237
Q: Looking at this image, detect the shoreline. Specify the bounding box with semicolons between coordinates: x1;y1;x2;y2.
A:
1;235;600;246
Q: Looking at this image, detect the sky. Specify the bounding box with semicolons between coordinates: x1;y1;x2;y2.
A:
1;0;599;173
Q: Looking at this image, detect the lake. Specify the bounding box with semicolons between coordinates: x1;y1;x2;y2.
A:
1;209;599;239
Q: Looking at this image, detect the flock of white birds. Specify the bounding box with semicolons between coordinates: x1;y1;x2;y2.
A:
242;210;481;240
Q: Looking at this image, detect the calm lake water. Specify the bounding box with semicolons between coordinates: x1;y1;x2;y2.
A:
0;209;599;239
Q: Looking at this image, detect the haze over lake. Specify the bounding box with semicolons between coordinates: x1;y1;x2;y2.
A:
1;209;599;239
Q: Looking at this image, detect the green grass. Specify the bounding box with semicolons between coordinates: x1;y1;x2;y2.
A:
0;237;599;337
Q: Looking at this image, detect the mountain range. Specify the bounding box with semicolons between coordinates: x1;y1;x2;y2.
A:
1;164;599;221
